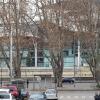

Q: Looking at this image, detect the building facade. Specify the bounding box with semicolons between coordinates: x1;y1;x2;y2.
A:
1;0;100;78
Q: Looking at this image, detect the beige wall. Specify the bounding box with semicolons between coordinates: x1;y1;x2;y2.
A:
0;67;92;78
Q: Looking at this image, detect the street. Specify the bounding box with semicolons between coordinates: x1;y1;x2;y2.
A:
26;79;96;91
58;91;97;100
29;90;98;100
1;80;98;100
28;80;97;100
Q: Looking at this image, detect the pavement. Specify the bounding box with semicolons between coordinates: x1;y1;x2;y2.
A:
57;82;97;91
27;80;99;91
1;80;99;91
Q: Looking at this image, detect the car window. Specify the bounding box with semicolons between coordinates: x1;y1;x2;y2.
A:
10;88;14;92
11;79;25;89
46;89;56;94
21;89;25;92
64;78;73;80
9;86;17;91
30;93;44;98
2;86;17;91
0;93;10;99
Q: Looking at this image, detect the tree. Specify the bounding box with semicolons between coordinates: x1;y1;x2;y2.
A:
0;0;36;78
33;0;100;86
66;0;100;84
31;0;75;87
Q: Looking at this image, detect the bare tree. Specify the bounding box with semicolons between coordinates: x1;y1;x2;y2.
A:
0;0;100;86
67;0;100;84
33;0;100;86
0;0;35;78
31;0;75;87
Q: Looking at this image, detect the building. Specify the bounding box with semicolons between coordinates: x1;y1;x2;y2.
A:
1;0;100;78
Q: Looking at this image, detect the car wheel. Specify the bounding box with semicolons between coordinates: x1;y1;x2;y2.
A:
69;81;71;84
72;81;74;84
70;81;72;84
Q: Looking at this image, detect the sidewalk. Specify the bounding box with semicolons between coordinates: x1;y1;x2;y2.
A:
28;81;98;91
57;82;97;91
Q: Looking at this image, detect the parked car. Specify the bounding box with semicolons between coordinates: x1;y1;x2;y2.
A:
28;92;46;100
45;89;58;100
10;79;27;99
62;77;75;84
0;88;10;93
0;92;16;100
20;88;29;100
11;79;25;90
2;85;19;98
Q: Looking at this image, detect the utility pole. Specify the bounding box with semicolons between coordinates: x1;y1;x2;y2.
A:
35;42;38;67
0;63;2;87
77;40;80;69
95;31;99;79
8;0;13;80
10;27;13;79
73;33;76;78
77;39;81;78
1;67;2;87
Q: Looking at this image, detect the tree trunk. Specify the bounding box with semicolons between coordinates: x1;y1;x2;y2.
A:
57;65;63;87
57;74;62;87
14;67;21;78
95;70;100;85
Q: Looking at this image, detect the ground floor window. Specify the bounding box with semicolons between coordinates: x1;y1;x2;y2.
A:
0;48;87;68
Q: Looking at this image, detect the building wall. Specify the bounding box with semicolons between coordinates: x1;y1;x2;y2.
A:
0;47;86;68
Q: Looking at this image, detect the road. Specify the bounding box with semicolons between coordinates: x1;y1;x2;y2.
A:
2;79;98;100
58;91;97;100
26;80;97;100
27;81;96;91
29;90;98;100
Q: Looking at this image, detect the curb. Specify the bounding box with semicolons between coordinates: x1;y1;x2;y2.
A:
57;87;99;91
30;88;99;91
57;89;98;91
57;87;100;91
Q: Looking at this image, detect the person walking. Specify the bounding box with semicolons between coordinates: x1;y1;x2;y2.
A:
26;79;29;89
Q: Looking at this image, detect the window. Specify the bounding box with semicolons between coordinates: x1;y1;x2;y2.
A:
26;57;35;67
30;51;35;56
0;0;8;3
0;94;10;99
37;50;43;57
63;50;69;56
37;58;44;62
37;58;44;67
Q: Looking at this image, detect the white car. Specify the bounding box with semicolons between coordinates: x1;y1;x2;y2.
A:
28;92;46;100
0;92;16;100
45;89;58;100
0;88;10;93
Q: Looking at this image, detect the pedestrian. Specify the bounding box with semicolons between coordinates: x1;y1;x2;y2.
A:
18;89;21;99
26;79;29;88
